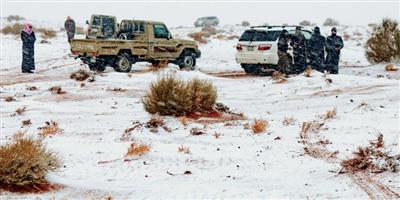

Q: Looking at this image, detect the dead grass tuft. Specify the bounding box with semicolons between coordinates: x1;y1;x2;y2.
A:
252;119;268;134
304;67;312;77
385;63;398;71
48;86;66;94
15;106;27;115
213;132;221;139
341;134;399;173
190;127;206;135
282;116;296;126
0;132;61;190
38;121;63;137
300;121;324;138
4;96;15;102
324;108;337;120
179;116;189;126
178;145;191;154
26;85;38;90
70;69;91;81
145;116;171;133
142;74;217;116
125;142;150;157
21;119;32;127
271;71;287;83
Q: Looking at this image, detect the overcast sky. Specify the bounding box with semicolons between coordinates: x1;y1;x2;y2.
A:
2;1;399;27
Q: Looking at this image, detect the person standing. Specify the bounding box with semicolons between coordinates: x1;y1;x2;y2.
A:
325;27;343;74
277;29;292;74
64;16;75;42
307;26;326;72
21;23;36;73
290;26;307;73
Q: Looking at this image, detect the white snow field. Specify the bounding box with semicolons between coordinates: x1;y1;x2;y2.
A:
1;21;400;199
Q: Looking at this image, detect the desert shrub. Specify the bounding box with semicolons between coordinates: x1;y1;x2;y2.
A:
299;20;311;26
125;142;150;157
282;116;296;126
36;28;57;39
0;132;61;189
38;121;63;137
365;18;400;63
241;21;250;27
324;108;337;120
188;32;208;44
1;23;23;35
178;145;191;154
323;18;340;26
341;134;400;173
4;96;15;102
70;69;91;81
142;74;217;116
75;26;85;35
252;119;268;134
7;15;25;22
48;86;66;94
385;63;398;71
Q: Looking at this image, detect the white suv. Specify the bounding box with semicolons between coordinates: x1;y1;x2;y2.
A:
235;26;311;74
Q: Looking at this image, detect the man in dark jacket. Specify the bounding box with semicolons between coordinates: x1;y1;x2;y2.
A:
21;23;36;73
307;26;326;72
64;16;75;42
277;29;292;74
325;27;343;74
290;26;307;73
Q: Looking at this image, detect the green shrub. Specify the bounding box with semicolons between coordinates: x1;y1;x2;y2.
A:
365;18;400;63
0;132;61;189
142;74;217;116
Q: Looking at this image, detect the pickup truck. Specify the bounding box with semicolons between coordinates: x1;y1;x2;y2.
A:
70;18;201;72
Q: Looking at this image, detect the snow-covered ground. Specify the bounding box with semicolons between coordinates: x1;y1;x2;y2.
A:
1;21;400;199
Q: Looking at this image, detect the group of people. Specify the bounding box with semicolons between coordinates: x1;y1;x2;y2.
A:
277;26;344;74
20;17;75;73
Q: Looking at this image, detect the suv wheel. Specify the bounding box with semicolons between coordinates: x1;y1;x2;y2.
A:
114;53;132;73
179;52;196;70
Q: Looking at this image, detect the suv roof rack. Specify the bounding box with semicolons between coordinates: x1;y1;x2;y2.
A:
250;25;303;29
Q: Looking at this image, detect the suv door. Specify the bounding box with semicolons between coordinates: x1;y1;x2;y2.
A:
150;23;178;59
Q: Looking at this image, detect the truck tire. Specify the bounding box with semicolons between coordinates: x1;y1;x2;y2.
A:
178;51;196;70
88;64;106;72
114;53;133;73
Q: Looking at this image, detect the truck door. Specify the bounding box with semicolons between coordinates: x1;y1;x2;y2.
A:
149;23;178;59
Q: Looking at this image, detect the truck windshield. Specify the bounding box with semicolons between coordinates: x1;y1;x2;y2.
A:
239;30;281;42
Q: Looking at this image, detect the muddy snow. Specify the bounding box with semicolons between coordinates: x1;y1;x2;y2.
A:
1;23;399;199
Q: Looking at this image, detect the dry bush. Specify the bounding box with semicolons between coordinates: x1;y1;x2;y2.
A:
243;122;250;129
300;121;323;138
324;108;337;120
179;116;189;126
0;23;23;35
145;116;171;133
21;119;32;127
227;35;240;40
142;74;217;116
70;69;91;81
188;32;208;44
0;132;61;189
271;71;287;83
252;119;268;134
365;18;400;63
282;116;296;126
241;21;250;27
190;127;206;135
178;145;191;154
75;26;85;35
4;96;15;102
125;142;150;157
304;67;312;77
26;85;38;90
15;106;27;115
48;86;66;94
299;20;311;26
7;15;25;22
38;121;63;137
385;63;398;71
213;132;221;138
341;134;400;173
323;18;340;26
36;28;57;39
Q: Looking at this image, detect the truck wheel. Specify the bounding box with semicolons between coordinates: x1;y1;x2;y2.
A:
179;53;196;70
114;53;132;73
88;64;106;72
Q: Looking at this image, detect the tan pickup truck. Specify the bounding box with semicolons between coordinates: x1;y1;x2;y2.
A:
70;17;201;72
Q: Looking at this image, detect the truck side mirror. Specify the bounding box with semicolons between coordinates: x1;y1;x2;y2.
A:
86;20;89;25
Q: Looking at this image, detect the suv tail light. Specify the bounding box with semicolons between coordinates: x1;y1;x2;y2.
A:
258;44;272;51
236;44;243;51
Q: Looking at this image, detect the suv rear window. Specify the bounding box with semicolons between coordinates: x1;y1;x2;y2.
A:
239;30;281;42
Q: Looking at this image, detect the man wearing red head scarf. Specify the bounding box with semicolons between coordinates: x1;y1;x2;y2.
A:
21;23;36;73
